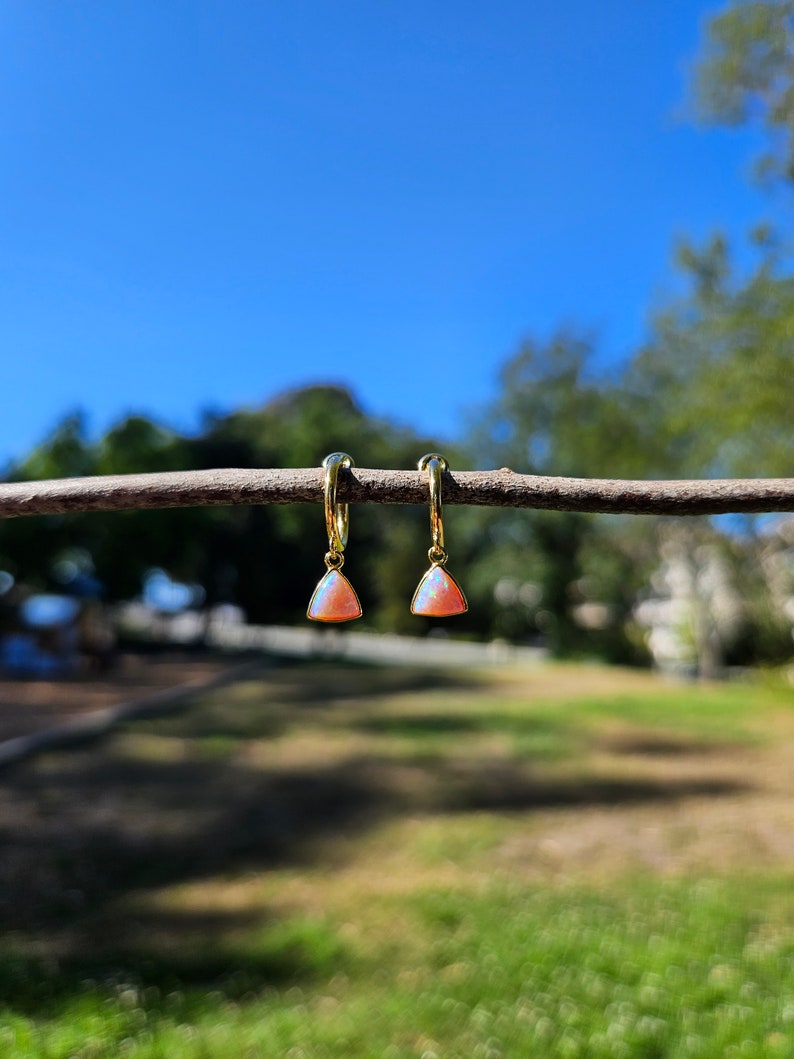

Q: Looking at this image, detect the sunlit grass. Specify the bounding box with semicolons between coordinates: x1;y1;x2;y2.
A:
2;660;794;1056
4;879;794;1057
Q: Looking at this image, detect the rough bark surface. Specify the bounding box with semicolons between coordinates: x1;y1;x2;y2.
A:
0;467;793;518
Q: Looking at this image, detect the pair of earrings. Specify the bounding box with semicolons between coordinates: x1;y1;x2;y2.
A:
307;452;468;623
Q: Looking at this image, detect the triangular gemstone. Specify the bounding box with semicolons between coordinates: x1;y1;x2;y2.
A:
411;565;468;617
307;569;362;622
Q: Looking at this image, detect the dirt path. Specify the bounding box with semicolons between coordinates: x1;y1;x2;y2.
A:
0;652;233;742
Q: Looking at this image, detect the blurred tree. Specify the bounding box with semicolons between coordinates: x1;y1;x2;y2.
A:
468;332;652;659
0;413;98;592
693;0;794;184
95;416;191;476
647;0;794;479
479;332;646;478
627;234;794;479
0;390;453;630
90;417;208;598
191;384;451;628
20;412;95;481
0;412;210;600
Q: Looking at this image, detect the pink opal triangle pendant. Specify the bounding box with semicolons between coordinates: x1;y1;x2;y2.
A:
410;564;468;617
307;568;362;623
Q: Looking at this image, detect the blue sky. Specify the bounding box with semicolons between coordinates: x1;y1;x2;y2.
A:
0;0;768;467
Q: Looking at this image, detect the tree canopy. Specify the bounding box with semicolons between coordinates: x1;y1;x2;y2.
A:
694;0;794;183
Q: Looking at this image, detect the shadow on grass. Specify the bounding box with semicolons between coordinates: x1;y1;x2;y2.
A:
599;732;739;756
142;661;487;743
260;659;486;706
0;752;748;924
436;762;744;811
0;660;754;1014
354;714;485;736
0;912;351;1017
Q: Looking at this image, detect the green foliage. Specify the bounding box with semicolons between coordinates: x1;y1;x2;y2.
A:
694;0;794;182
19;413;95;481
465;332;659;660
477;331;646;478
629;236;794;479
0;387;461;631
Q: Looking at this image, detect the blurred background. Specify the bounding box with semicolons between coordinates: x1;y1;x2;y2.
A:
2;2;794;1055
1;0;793;677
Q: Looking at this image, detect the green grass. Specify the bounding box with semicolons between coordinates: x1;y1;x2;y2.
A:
4;879;794;1057
1;659;794;1056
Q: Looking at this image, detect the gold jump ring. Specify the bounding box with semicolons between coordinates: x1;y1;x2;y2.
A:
418;452;448;559
322;452;353;553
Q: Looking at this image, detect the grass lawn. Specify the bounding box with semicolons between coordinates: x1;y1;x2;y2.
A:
1;658;794;1057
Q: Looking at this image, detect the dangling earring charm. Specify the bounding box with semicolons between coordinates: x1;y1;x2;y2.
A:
411;453;468;617
307;452;362;622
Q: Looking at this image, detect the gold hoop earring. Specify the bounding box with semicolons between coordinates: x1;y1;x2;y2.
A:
410;453;468;617
307;452;362;622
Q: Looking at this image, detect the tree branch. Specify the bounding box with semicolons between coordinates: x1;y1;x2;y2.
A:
0;467;793;518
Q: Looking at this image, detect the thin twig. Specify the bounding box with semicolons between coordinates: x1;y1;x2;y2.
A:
0;467;792;518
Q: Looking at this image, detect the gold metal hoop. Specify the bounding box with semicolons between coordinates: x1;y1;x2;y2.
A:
322;452;353;553
417;453;448;563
